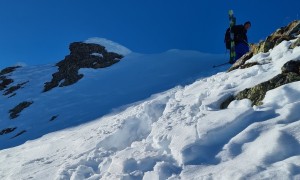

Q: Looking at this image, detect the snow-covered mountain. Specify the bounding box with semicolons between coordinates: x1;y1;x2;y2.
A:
0;38;225;150
1;21;300;180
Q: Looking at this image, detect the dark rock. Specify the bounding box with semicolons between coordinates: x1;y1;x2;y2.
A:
236;72;300;106
220;95;235;109
43;42;124;92
228;52;254;72
0;127;17;135
50;115;58;121
11;130;26;139
9;101;33;119
240;62;259;69
291;38;300;49
3;81;29;96
281;60;300;74
0;66;21;76
0;77;14;91
252;20;300;54
8;93;17;98
222;60;300;108
69;42;105;56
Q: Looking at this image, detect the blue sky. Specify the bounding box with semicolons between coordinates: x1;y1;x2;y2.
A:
0;0;299;68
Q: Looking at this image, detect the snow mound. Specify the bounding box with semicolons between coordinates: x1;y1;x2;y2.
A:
84;37;132;55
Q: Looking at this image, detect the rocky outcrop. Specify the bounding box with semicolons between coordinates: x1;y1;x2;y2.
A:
291;38;300;49
0;127;16;135
252;20;300;54
236;71;300;106
0;77;14;91
0;66;21;76
49;115;58;121
0;66;21;91
43;42;124;92
222;21;300;108
4;81;29;97
222;59;300;108
9;101;33;119
229;20;300;72
11;130;26;139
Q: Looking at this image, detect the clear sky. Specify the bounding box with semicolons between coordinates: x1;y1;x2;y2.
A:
0;0;299;68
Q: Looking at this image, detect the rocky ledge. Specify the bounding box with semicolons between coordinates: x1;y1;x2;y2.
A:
221;20;300;108
229;20;300;72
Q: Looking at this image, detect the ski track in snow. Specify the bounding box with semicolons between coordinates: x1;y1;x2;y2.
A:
1;40;300;179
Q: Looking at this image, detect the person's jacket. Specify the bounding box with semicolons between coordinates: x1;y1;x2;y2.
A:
232;25;248;44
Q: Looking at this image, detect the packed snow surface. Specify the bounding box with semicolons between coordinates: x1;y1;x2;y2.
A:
1;38;300;180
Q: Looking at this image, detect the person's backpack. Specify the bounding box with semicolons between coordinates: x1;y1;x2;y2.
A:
224;28;231;50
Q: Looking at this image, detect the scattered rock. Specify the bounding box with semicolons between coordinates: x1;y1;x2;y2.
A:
223;60;300;107
240;62;259;69
252;20;300;54
220;95;235;109
9;101;33;119
0;77;14;91
0;66;21;76
0;127;17;135
49;115;58;121
228;52;254;72
291;38;300;49
281;60;300;74
11;130;26;139
236;72;300;106
8;93;17;98
43;42;124;92
3;81;29;96
0;66;21;91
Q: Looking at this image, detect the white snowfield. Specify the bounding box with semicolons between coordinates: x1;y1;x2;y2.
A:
1;38;300;180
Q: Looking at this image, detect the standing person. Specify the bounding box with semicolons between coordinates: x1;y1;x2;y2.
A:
232;21;251;61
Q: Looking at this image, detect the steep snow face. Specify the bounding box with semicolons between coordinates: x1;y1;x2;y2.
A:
0;46;226;150
1;38;300;180
84;37;132;56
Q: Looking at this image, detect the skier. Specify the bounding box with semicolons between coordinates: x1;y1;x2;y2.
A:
232;21;251;61
216;12;251;68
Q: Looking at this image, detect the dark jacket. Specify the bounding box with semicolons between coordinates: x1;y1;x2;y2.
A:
232;25;248;44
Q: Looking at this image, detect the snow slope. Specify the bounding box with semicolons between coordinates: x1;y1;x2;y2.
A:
0;39;226;150
1;36;300;180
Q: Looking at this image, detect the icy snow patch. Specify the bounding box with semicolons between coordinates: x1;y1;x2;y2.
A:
85;37;132;56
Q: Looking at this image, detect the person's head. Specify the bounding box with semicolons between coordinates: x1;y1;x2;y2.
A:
244;21;251;30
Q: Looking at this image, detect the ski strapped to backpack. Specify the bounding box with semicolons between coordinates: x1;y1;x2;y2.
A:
228;10;236;64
